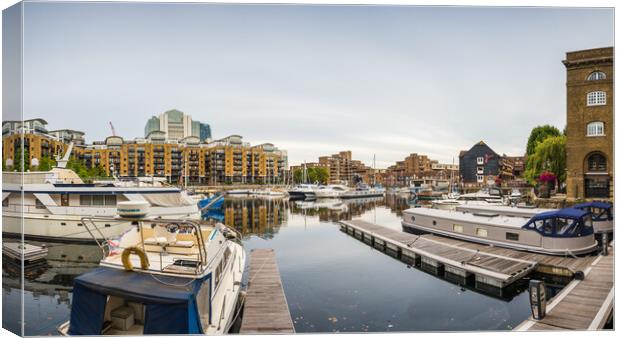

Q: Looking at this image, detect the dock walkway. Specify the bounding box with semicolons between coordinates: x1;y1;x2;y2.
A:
239;249;295;334
339;220;596;288
515;245;614;331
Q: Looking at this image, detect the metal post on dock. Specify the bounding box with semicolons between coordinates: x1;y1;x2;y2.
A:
601;232;609;256
529;280;546;320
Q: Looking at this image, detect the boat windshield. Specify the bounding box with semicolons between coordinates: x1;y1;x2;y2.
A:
573;202;613;221
523;209;593;237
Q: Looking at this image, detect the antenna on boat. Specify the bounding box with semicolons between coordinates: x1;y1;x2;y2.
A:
55;141;74;169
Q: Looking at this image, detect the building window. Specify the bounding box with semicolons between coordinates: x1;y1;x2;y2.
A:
586;121;604;136
587;71;606;81
587;153;607;172
476;175;484;183
477;166;484;174
476;157;484;165
587;91;606;106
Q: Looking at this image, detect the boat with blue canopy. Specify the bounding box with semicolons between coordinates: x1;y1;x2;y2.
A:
402;206;598;255
454;201;613;234
58;202;245;335
572;201;613;234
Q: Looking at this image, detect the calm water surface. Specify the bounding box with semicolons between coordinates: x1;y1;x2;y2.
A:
3;195;563;335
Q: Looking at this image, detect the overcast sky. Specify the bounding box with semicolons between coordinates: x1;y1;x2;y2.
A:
8;2;615;168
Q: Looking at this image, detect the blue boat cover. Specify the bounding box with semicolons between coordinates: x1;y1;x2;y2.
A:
530;207;588;221
573;201;612;210
68;267;207;335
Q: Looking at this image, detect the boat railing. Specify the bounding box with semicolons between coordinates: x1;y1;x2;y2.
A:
81;216;211;276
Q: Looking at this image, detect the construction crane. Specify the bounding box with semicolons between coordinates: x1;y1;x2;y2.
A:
109;121;117;136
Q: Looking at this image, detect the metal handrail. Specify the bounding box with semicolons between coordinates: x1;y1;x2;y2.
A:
80;216;213;275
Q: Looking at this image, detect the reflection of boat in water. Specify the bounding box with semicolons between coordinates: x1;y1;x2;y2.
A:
59;204;245;335
2;166;201;242
294;199;348;211
341;195;384;205
402;207;598;255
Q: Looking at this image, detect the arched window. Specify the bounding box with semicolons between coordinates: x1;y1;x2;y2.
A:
587;91;606;106
586;121;605;136
587;153;606;172
587;71;607;81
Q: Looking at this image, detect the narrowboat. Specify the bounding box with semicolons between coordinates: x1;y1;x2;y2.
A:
402;207;598;255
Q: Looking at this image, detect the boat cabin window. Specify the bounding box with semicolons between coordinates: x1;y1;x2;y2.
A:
453;224;463;233
506;233;519;241
475;228;488;237
80;195;117;206
35;198;46;209
2;197;9;207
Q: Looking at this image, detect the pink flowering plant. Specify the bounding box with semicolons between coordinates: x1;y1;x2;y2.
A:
538;171;556;183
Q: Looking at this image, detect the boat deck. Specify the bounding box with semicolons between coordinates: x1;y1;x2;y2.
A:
240;249;295;334
516;244;614;330
339;220;597;288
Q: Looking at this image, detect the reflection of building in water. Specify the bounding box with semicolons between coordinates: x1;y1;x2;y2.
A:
223;198;288;237
384;193;413;216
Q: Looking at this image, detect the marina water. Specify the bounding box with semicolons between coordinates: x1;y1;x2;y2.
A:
2;195;565;335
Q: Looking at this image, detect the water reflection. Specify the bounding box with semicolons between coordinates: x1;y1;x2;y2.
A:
3;194;568;334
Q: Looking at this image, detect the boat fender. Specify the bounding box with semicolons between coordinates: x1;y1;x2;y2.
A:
121;246;150;271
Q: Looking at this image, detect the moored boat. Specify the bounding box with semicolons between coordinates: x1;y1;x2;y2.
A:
2;169;201;242
313;184;349;198
57;204;245;335
340;184;385;199
455;201;613;234
402;207;598;255
287;184;317;200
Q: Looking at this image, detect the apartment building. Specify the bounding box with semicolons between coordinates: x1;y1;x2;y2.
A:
2;119;287;185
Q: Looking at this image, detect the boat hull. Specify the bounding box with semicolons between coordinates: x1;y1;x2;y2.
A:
2;214;134;243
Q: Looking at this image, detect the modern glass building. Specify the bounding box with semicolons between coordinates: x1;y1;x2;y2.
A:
144;109;211;142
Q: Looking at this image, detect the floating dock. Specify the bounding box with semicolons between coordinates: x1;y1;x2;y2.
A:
239;249;295;334
2;242;48;263
339;220;596;288
515;245;614;331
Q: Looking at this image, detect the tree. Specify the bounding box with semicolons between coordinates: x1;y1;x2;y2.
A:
308;167;329;185
526;125;561;156
524;135;566;188
38;156;56;171
293;169;304;184
14;147;29;172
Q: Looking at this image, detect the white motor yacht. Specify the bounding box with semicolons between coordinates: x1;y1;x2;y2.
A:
58;202;245;335
313;184;349;198
2;168;201;242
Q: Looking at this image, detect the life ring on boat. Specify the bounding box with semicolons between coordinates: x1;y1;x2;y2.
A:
121;246;150;271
